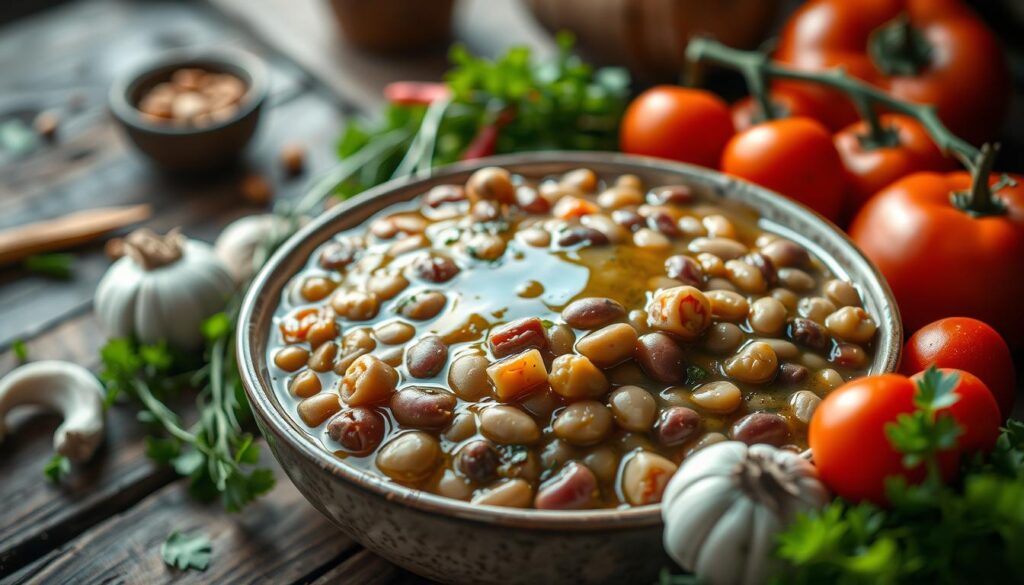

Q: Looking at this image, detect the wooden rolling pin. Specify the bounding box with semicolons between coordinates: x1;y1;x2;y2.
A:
0;204;152;265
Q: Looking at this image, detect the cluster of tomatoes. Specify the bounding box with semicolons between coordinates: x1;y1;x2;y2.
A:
620;0;1023;505
622;0;1024;344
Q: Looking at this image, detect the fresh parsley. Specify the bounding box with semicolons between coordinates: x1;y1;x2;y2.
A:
44;453;70;484
23;253;74;279
772;368;1024;584
334;34;629;198
161;531;212;571
98;315;274;512
12;339;28;363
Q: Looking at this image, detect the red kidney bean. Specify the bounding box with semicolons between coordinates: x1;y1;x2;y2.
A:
534;461;598;510
456;440;501;484
611;209;645;232
776;362;809;385
647;211;680;237
556;226;609;247
515;185;551;214
413;255;460;283
389;386;457;429
489;317;548;358
787;318;830;350
326;407;386;455
406;336;448;378
561;297;626;330
743;252;777;287
830;342;867;368
635;332;687;384
664;255;705;288
730;412;790;446
655;406;702;446
319;240;359;271
424;184;466;207
649;185;693;206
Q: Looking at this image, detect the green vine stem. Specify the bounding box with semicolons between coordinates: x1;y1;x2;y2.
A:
686;38;1015;217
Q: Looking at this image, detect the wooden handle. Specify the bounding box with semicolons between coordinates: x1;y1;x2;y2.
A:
0;204;153;265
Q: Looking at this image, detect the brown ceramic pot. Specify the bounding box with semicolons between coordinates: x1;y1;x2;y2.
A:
327;0;455;53
237;152;902;585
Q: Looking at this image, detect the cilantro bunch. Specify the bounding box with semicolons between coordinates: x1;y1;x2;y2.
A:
773;369;1024;584
333;33;630;198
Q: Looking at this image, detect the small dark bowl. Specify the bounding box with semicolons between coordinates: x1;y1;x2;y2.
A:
109;49;267;172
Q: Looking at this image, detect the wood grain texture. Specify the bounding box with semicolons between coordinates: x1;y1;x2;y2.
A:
5;445;359;585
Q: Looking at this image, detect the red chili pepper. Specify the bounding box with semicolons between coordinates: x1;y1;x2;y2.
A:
461;109;516;161
382;81;451;106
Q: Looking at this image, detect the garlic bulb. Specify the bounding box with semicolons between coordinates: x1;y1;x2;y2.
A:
214;214;292;284
662;441;830;585
96;228;235;350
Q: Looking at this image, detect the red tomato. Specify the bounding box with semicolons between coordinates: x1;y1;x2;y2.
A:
720;117;846;222
912;369;1001;454
849;171;1024;348
811;370;1003;504
775;0;1010;143
620;86;734;168
810;374;945;504
834;114;954;217
901;318;1017;419
731;87;828;133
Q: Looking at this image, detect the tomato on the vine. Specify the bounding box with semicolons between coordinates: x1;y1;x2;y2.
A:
912;369;1001;454
620;86;735;168
731;87;827;133
720;117;845;222
809;374;954;504
849;167;1024;348
775;0;1010;143
834;114;953;216
901;317;1017;419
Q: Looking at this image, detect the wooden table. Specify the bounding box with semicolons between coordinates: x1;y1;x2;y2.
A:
0;0;550;582
1;1;1022;584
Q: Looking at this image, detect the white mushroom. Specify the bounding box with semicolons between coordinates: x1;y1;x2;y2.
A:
0;361;105;462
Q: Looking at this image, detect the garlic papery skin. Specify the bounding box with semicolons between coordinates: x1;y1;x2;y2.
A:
214;214;292;284
95;228;235;350
661;441;830;585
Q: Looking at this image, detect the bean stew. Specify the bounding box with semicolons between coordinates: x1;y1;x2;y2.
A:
266;166;878;510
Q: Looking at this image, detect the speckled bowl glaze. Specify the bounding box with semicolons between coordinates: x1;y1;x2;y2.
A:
237;152;902;585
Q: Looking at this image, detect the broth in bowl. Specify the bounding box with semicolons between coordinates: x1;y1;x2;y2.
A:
265;166;877;510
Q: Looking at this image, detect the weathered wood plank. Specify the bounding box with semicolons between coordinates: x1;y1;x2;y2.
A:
310;549;432;585
0;89;345;349
209;0;556;114
0;314;182;577
5;445;358;585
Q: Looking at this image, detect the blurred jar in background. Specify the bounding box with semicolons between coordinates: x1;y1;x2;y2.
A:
327;0;455;53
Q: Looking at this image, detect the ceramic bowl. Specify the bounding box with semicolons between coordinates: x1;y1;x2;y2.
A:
237;152;902;585
109;48;267;172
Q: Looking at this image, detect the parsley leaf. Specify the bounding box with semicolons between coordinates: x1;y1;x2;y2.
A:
23;253;74;279
43;454;70;484
12;339;28;363
161;531;212;571
685;365;708;385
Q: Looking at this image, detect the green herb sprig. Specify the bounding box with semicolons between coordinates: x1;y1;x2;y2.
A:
333;34;629;199
161;531;212;571
773;368;1024;584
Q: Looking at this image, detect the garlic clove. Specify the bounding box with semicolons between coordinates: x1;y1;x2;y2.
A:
742;504;781;585
0;361;105;462
695;497;755;585
95;260;143;339
214;214;292;284
662;475;739;570
662;441;746;507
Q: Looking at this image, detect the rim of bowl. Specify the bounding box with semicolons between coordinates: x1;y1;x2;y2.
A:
237;151;902;531
108;47;268;136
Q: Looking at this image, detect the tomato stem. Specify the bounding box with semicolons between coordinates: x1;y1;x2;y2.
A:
951;144;1012;217
685;38;1012;203
867;14;933;77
